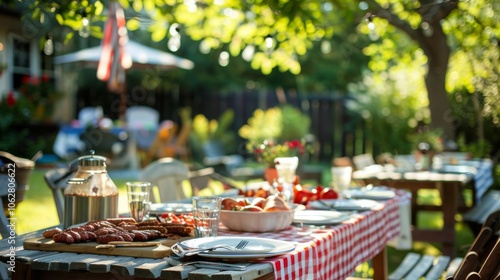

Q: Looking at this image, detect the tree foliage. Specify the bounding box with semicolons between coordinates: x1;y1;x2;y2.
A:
5;0;499;154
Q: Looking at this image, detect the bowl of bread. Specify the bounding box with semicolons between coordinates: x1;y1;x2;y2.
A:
219;195;304;232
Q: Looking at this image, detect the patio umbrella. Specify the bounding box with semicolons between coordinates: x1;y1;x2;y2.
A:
54;2;194;118
54;40;195;70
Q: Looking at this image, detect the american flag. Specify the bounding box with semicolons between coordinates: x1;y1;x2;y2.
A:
97;1;131;94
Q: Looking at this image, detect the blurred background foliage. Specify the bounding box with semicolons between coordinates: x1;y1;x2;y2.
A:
238;105;311;151
1;0;499;163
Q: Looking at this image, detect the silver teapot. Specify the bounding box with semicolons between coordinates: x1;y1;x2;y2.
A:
64;150;118;228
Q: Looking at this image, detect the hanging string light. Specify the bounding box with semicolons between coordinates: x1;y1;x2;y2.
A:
168;23;181;52
321;40;331;54
421;22;434;37
79;11;90;38
242;44;255;61
365;13;379;41
265;35;275;56
199;39;211;54
43;34;54;55
218;50;230;66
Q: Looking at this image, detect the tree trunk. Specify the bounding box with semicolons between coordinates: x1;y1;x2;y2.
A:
365;0;459;142
419;22;456;141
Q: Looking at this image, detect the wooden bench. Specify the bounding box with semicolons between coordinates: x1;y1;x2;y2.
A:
348;209;500;280
386;253;463;280
463;190;500;235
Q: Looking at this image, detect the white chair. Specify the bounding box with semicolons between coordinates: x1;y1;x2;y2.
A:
139;158;192;202
140;158;236;203
125;106;159;130
78;106;103;127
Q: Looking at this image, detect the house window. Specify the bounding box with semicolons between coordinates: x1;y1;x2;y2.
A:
10;35;55;90
11;37;30;90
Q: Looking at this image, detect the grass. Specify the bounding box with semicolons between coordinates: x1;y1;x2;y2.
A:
9;165;498;275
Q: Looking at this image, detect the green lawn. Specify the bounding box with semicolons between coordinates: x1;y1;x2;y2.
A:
10;166;496;275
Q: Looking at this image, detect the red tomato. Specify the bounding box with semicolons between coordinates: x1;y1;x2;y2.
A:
294;188;314;205
315;185;324;194
320;188;339;199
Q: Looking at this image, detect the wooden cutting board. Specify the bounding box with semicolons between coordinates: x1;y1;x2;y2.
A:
23;236;193;259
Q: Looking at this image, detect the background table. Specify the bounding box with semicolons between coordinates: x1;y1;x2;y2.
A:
0;190;406;280
352;159;493;257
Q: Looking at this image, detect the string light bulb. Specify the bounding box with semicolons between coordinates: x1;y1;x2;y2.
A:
321;40;331;54
168;23;181;52
366;14;379;41
242;45;255;61
265;35;274;50
218;51;229;66
44;34;54;55
79;11;90;38
421;22;434;37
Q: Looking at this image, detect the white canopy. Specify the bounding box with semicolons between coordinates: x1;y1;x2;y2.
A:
54;40;194;70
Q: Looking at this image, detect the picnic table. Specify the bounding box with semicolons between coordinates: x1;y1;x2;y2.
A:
0;189;408;280
351;158;494;257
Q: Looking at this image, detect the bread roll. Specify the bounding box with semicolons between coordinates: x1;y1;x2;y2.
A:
263;195;291;212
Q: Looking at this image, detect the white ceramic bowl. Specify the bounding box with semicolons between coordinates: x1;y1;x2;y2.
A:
219;204;305;232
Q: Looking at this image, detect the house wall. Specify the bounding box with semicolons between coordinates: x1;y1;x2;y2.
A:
0;13;24;98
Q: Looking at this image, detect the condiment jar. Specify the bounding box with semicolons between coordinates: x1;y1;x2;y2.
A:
64;150;118;228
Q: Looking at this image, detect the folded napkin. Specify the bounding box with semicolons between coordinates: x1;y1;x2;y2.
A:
387;192;412;250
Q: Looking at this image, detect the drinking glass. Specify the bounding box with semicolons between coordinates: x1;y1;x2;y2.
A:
274;156;299;203
126;181;151;222
192;196;222;238
330;166;352;193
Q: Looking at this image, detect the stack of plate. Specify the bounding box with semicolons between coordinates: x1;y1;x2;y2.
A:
177;236;295;259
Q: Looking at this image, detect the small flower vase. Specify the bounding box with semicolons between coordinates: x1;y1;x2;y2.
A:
264;166;279;184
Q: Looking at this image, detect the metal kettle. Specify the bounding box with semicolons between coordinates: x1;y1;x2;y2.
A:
63;150;119;228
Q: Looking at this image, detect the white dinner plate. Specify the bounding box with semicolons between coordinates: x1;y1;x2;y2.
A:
149;203;193;214
342;187;395;200
179;237;295;259
309;199;382;211
293;210;352;225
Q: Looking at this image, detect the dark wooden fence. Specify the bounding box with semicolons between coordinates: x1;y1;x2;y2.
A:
77;87;371;163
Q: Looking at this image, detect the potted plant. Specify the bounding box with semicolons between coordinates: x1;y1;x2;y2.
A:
408;127;444;170
238;105;311;151
239;105;312;182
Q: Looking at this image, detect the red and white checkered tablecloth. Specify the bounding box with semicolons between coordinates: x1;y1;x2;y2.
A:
219;189;409;280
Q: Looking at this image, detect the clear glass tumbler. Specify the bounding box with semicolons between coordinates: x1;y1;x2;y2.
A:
126;181;152;222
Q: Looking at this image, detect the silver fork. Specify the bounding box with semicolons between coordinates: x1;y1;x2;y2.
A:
235;240;249;250
171;243;237;258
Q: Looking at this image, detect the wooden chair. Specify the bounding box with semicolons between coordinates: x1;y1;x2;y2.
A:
463;190;500;235
448;209;500;280
347;209;500;280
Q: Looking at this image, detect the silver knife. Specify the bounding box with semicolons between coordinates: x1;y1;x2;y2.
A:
96;241;160;249
182;261;250;271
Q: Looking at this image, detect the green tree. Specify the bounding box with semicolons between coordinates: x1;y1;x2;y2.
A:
8;0;499;144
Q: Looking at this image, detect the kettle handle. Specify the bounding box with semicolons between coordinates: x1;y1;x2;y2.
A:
66;173;93;184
